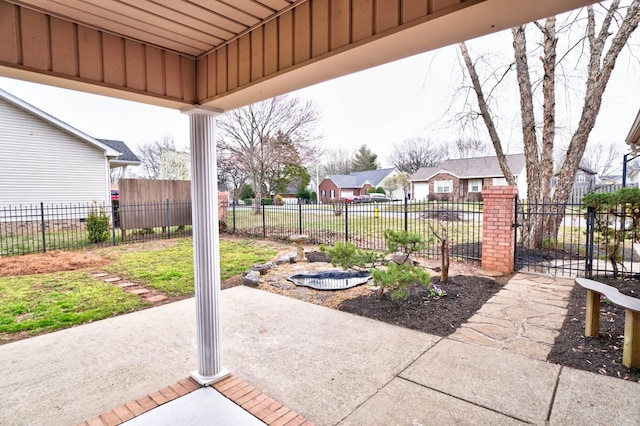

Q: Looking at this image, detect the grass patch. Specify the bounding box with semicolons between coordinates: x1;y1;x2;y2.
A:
0;271;145;340
101;238;276;296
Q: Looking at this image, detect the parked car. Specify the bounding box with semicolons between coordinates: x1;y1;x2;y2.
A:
111;189;119;201
362;193;390;202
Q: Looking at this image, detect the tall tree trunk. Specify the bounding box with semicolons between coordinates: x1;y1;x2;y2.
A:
539;17;557;205
458;42;516;186
460;1;640;249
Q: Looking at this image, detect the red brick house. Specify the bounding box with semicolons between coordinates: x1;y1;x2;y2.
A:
318;168;401;202
409;154;526;201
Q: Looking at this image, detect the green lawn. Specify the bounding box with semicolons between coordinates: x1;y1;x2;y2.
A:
0;271;145;340
0;238;277;342
101;238;277;296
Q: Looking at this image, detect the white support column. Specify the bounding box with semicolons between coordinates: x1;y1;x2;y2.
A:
183;106;229;385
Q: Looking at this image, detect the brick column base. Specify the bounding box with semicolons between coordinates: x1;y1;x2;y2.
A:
481;185;517;274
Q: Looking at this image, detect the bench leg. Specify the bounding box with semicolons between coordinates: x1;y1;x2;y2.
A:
585;289;600;337
623;309;640;369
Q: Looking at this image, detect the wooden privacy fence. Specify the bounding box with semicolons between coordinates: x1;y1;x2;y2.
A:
118;179;227;237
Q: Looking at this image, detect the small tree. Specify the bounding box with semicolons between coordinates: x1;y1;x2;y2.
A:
427;219;451;282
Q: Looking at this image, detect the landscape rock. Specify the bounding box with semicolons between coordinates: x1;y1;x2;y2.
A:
391;252;416;265
305;251;331;263
271;281;296;290
242;270;260;287
251;261;276;275
275;256;290;265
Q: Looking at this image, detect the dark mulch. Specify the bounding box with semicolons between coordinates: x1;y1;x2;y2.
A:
337;275;504;337
548;275;640;382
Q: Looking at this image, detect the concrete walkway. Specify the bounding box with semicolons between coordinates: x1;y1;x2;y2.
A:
1;274;639;425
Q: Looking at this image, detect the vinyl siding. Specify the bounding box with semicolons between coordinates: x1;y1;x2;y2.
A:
0;99;109;208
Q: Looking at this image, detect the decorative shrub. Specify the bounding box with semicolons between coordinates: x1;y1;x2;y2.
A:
274;194;284;205
243;198;253;205
86;202;110;243
321;230;438;301
261;198;274;205
375;187;386;194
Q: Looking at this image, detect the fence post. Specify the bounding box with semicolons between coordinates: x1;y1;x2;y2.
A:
298;201;303;235
111;202;117;246
404;197;408;232
232;199;236;233
344;201;349;242
585;206;595;278
513;196;519;266
262;200;266;238
40;202;46;253
166;198;171;238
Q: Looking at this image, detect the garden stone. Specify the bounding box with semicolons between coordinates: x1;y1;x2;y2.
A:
306;251;331;263
391;252;416;266
271;282;297;290
251;261;276;275
243;270;260;287
275;255;291;265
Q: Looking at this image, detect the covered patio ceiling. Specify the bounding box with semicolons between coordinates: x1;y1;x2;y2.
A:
1;0;596;111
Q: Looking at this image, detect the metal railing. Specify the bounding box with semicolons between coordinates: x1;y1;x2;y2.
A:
515;200;640;277
225;199;483;261
0;200;192;256
1;199;484;263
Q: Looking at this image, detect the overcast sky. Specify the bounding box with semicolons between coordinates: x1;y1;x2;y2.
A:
1;19;639;170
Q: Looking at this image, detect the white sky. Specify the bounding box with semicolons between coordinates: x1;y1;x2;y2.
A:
1;22;639;170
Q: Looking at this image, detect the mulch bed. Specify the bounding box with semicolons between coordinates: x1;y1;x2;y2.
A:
337;275;503;337
548;275;640;382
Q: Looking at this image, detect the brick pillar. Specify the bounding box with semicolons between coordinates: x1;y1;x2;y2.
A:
481;185;517;274
217;192;228;225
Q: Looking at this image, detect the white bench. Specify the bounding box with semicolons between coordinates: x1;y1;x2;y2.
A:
575;278;640;369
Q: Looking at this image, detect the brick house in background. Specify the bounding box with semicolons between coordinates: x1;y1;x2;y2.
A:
318;168;402;202
409;154;527;201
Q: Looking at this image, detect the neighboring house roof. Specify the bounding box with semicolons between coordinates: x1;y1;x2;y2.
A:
600;175;622;185
0;88;121;158
626;109;640;153
98;139;141;166
325;168;397;188
553;163;597;177
410;154;526;181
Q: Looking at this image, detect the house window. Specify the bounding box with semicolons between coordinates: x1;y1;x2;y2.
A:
469;179;482;193
493;177;508;186
434;180;453;193
577;173;586;183
321;190;326;198
330;189;335;199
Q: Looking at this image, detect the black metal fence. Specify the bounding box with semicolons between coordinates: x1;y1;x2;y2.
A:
515;200;640;277
226;199;484;262
0;201;192;256
2;199;485;264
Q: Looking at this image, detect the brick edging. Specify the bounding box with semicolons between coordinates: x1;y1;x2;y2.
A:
78;375;313;426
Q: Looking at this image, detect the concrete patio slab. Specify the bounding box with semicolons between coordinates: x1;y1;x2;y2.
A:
400;339;561;424
222;286;441;425
123;387;264;426
339;377;526;425
550;367;640;425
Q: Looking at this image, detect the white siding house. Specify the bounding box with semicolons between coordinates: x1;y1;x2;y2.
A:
0;89;121;208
